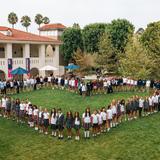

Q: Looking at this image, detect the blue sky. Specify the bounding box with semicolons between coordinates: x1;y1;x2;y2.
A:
0;0;160;33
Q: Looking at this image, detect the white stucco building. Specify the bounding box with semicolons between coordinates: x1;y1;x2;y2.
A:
0;23;66;80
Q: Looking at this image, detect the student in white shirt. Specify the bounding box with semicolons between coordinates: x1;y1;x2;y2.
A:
148;96;153;114
139;97;144;117
81;83;86;97
38;107;44;133
107;105;113;132
33;105;39;130
74;112;81;141
91;110;99;137
1;96;6;117
43;108;50;135
50;108;58;137
82;108;91;139
152;93;158;112
97;110;103;134
111;99;117;127
19;101;25;123
100;108;107;132
28;104;33;127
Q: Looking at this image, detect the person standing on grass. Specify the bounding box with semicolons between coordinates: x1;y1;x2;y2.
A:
81;82;86;97
6;97;11;119
152;93;158;112
28;104;34;127
15;98;20;122
43;108;50;135
101;107;107;133
33;105;39;130
144;97;149;116
148;95;153;114
82;107;91;139
11;99;16;120
125;99;131;121
120;99;125;122
116;99;122;124
66;111;74;139
57;108;65;139
1;96;6;117
91;110;99;137
19;100;25;123
74;111;81;141
50;108;58;137
139;97;144;117
97;109;103;134
111;99;117;127
107;105;113;132
38;107;44;133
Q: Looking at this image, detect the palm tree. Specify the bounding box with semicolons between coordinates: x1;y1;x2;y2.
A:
43;16;50;24
20;15;31;32
8;12;18;28
72;23;80;29
35;14;43;28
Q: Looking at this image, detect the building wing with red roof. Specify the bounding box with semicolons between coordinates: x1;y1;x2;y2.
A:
39;23;66;31
0;26;61;44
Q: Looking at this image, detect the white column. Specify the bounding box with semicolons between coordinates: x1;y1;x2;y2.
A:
54;45;60;75
55;45;59;66
39;44;46;77
23;44;30;58
39;44;46;67
5;43;12;58
5;43;12;79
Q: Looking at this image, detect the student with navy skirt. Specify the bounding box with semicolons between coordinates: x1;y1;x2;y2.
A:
82;107;91;139
50;108;58;137
43;108;50;135
57;108;65;139
66;111;74;139
74;112;81;141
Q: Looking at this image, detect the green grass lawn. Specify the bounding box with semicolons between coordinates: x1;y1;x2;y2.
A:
11;88;147;113
1;89;160;160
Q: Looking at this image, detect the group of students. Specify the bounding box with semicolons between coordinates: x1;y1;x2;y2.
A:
1;75;160;96
0;90;160;140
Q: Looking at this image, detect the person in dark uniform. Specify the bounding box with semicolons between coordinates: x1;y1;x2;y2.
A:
57;108;65;139
65;111;74;139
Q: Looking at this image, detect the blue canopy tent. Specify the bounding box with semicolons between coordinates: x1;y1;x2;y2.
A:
11;67;28;75
65;64;80;70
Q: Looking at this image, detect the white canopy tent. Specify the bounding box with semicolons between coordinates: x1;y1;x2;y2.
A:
39;65;58;71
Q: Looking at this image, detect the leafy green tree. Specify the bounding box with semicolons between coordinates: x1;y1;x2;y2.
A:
96;32;118;74
119;36;154;79
60;27;83;63
20;15;31;32
43;16;50;24
82;23;108;53
106;19;135;53
141;21;160;55
141;21;160;79
35;14;43;28
8;12;18;28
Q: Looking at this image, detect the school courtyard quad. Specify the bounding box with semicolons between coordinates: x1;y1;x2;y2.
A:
0;89;160;160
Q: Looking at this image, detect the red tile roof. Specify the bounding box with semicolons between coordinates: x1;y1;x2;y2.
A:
39;23;66;31
0;26;61;44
